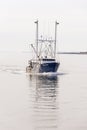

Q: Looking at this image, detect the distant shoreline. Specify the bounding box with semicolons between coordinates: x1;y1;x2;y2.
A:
58;52;87;55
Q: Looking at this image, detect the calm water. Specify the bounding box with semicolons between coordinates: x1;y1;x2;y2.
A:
0;52;87;130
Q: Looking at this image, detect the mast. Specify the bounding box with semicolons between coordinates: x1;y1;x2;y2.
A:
54;21;59;58
35;20;38;58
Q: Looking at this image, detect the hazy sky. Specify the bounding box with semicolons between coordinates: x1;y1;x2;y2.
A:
0;0;87;51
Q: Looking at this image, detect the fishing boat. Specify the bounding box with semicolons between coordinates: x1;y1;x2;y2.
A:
26;20;60;73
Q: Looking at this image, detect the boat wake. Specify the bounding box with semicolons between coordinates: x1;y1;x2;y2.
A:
0;65;65;77
27;72;65;76
0;65;25;75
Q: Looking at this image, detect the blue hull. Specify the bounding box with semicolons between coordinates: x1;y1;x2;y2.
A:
26;59;60;73
39;62;60;73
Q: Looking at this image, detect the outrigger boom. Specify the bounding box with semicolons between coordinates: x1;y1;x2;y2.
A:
34;20;59;59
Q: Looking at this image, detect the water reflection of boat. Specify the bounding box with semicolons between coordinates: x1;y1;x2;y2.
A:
26;20;60;73
28;75;59;130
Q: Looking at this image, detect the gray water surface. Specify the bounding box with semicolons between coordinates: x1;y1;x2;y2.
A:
0;52;87;130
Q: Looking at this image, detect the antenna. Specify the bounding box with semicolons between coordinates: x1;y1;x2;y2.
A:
34;20;38;58
54;21;59;58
